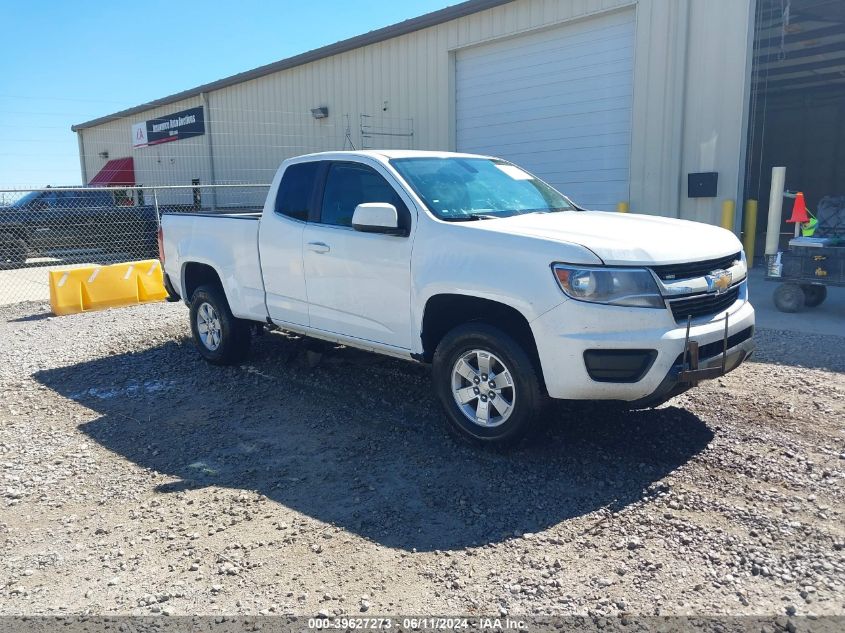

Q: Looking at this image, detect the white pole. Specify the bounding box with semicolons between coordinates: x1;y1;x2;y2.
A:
765;166;786;255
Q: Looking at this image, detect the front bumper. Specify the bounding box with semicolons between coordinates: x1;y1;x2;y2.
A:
627;330;755;408
530;291;755;401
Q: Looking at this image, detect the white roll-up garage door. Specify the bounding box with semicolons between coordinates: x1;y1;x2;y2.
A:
456;9;635;211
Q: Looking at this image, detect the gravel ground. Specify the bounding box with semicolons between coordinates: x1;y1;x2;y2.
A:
0;300;843;618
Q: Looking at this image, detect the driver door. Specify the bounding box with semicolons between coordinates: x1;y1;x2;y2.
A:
301;160;415;350
28;191;77;252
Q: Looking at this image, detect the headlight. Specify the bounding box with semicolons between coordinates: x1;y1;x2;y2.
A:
552;265;664;308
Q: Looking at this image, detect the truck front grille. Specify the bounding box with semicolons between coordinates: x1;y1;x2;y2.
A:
650;252;741;280
669;286;741;322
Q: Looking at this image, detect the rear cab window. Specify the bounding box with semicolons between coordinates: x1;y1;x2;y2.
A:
275;162;320;221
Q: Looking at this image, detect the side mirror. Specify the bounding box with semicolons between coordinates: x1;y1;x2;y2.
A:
352;203;405;235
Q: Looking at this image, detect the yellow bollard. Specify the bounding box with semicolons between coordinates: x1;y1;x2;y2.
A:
616;201;629;213
742;199;757;268
721;199;735;231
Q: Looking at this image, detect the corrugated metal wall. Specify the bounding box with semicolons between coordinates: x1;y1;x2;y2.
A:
80;96;211;196
78;0;754;225
680;0;755;227
80;0;633;186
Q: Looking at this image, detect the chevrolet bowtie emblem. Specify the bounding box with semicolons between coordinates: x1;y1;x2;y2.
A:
706;269;732;295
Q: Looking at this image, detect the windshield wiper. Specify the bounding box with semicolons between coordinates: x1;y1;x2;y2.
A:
440;213;499;222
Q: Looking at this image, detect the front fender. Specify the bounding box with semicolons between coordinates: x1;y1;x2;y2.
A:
410;222;598;354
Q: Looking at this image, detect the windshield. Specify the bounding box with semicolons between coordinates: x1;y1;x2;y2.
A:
390;157;575;220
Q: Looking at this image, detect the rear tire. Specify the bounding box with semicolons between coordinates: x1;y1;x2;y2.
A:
0;233;28;268
189;285;251;365
800;284;827;308
773;283;804;313
432;323;546;448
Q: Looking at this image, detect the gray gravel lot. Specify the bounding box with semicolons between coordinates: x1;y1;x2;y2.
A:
0;300;843;618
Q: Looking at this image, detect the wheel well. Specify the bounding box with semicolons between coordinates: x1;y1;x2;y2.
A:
182;262;223;303
420;294;545;390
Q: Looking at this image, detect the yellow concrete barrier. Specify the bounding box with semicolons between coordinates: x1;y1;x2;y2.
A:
49;259;167;316
742;199;757;269
721;199;736;231
616;201;629;213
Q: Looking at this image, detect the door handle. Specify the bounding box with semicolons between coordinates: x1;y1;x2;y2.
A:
306;241;330;254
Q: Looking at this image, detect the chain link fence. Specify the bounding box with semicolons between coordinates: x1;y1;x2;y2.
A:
0;184;269;305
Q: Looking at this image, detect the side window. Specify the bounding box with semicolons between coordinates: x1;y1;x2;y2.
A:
40;191;60;208
319;162;407;228
98;191;117;207
61;191;87;208
275;162;320;221
63;190;110;209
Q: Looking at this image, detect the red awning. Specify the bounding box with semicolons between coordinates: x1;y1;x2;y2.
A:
88;157;135;186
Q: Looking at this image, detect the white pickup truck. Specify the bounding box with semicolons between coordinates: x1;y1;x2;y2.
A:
160;150;754;445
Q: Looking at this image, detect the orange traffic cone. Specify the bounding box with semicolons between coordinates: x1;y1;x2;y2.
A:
786;192;809;223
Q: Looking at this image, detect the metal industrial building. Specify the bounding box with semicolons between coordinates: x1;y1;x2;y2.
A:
72;0;845;253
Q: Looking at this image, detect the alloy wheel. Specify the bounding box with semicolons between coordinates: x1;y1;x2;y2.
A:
450;349;516;427
196;302;222;351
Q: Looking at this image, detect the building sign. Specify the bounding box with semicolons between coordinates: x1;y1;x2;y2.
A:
131;122;148;147
131;106;205;148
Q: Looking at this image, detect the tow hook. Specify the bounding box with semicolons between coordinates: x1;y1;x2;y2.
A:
678;313;730;385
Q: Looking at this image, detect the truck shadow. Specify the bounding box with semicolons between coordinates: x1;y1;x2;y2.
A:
34;332;713;552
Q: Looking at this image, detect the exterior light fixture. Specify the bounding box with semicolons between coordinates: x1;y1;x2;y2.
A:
98;151;109;159
310;106;329;119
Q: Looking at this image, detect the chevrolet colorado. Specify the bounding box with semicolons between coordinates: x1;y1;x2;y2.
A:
160;151;755;445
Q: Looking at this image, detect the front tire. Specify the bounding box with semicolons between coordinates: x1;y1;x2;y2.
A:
0;233;28;268
432;323;545;447
189;285;251;365
773;283;805;313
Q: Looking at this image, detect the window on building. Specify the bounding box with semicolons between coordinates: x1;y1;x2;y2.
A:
275;162;320;221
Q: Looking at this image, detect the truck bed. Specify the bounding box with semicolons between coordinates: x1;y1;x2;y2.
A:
160;212;267;321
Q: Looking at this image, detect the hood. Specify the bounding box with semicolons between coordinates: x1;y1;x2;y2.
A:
470;211;742;265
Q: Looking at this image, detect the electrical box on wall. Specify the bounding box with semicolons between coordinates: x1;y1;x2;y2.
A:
688;172;718;198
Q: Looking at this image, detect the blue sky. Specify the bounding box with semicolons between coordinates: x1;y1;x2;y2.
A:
0;0;456;188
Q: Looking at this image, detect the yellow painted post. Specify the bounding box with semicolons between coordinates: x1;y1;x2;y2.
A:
616;201;629;213
742;199;757;268
721;199;735;231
